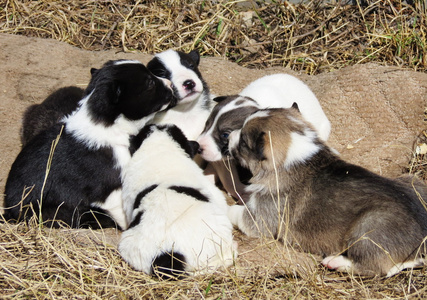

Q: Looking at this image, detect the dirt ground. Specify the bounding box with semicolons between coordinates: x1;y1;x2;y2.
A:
0;32;426;275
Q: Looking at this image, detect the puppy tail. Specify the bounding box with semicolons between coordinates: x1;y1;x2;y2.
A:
151;251;187;280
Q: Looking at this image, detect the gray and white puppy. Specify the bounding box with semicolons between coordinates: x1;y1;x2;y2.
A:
198;74;330;202
227;107;427;277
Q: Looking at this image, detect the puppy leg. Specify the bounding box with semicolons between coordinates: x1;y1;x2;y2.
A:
228;205;258;237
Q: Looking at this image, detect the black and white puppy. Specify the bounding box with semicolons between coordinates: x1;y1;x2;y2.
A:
227;107;427;277
3;60;175;229
20;86;84;146
147;49;213;140
119;124;236;278
197;74;331;202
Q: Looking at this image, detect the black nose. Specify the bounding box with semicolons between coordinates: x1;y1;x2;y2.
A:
183;80;195;91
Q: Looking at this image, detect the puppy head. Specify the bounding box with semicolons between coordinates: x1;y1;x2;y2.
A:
197;95;259;161
130;124;200;159
228;107;322;174
147;49;207;104
86;60;175;126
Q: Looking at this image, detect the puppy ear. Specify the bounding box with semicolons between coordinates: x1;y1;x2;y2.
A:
254;132;266;161
291;102;300;112
188;50;200;66
213;96;228;103
90;68;98;75
187;141;200;159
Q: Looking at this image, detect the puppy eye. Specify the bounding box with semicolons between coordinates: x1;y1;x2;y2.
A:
220;132;230;140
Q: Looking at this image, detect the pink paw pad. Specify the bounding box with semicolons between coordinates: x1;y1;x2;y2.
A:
322;255;353;272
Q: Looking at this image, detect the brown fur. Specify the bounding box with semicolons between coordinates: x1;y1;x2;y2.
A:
228;108;427;276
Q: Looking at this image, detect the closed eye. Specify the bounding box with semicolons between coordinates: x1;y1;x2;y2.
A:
151;69;167;78
147;79;155;90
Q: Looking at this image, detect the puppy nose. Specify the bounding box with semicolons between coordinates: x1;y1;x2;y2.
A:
183;80;195;90
198;145;203;154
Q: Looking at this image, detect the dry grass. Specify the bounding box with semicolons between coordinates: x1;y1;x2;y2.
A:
1;219;426;299
1;0;427;298
1;0;426;74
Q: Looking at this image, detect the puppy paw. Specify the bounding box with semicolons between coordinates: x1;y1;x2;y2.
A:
227;205;245;227
322;255;353;273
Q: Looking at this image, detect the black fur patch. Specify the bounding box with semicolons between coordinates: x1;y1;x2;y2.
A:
129;125;155;155
169;186;209;202
128;211;144;229
151;251;186;280
86;61;175;126
161;125;199;158
133;184;158;210
146;57;172;80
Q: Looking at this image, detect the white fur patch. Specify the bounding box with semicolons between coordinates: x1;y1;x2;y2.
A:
240;73;331;141
284;129;320;169
92;189;126;229
64;92;150;168
197;134;223;161
386;257;425;277
228;129;241;156
113;59;142;66
243;110;270;127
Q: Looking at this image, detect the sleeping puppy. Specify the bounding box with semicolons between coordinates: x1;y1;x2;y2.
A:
197;74;331;203
119;124;236;279
147;49;213;140
21;86;84;146
3;60;175;229
227;107;427;277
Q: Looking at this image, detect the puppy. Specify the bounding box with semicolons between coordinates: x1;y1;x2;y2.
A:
19;66;104;146
3;60;175;229
147;49;213;140
197;74;330;202
119;124;236;278
227;107;427;276
240;74;331;141
21;86;84;146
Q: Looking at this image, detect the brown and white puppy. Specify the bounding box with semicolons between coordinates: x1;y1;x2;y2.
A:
227;107;427;277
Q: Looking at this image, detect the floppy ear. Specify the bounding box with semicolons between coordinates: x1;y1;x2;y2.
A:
188;50;200;66
213;96;228;103
186;141;200;159
291;102;300;112
254;132;266;161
